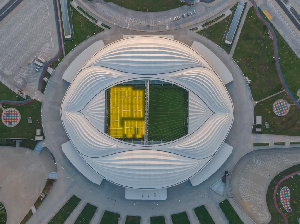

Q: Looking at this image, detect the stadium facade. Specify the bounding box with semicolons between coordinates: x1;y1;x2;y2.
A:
61;36;234;200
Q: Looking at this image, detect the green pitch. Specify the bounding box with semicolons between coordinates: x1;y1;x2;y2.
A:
148;85;188;142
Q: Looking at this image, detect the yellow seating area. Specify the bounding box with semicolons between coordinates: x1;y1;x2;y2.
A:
109;86;145;139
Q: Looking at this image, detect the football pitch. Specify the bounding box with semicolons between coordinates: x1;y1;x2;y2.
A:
108;86;145;139
148;85;188;142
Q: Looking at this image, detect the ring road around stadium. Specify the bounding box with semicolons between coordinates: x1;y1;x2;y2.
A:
61;36;234;200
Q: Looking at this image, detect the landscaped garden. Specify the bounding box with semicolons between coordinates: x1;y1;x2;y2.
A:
197;4;237;53
150;216;165;224
171;212;190;224
233;7;300;101
0;82;42;147
0;203;6;224
51;0;104;68
266;164;300;224
125;215;141;224
219;200;243;224
103;0;186;12
48;195;81;224
75;203;97;224
100;211;120;224
254;92;300;136
194;205;215;224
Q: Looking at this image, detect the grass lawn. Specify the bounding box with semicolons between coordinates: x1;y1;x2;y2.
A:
64;5;104;55
103;0;186;12
125;216;141;224
254;92;300;136
0;202;6;224
51;1;103;69
148;85;188;142
219;200;243;224
233;7;300;101
100;211;120;224
0;82;42;142
197;4;237;53
75;203;97;224
171;212;190;224
194;205;215;224
150;216;165;224
49;195;81;224
266;164;300;224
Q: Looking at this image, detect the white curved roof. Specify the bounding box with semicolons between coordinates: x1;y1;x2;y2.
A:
61;36;234;189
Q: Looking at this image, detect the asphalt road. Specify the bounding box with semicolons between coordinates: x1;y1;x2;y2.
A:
0;0;23;22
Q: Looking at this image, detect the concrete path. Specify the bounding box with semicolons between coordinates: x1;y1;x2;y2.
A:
228;198;255;223
256;90;286;104
252;134;300;148
90;209;104;224
205;200;229;224
186;209;200;224
0;147;55;224
64;200;85;223
231;147;300;224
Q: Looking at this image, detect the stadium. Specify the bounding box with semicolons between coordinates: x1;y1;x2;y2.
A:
61;36;234;200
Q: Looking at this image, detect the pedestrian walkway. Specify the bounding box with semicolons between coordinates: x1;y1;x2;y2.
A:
205;200;229;224
252;134;300;148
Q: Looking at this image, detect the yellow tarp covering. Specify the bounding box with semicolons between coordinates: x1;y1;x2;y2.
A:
109;86;145;139
263;10;272;21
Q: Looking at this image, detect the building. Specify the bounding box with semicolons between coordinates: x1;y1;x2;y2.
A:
61;36;234;200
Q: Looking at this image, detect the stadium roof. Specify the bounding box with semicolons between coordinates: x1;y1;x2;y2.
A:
61;36;234;191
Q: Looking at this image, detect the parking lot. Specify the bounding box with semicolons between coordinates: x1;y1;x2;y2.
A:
0;0;59;96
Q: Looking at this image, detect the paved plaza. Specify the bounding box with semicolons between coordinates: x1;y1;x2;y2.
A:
0;146;56;224
231;148;300;224
0;0;59;97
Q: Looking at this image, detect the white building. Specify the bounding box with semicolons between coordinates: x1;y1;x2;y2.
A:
61;36;234;200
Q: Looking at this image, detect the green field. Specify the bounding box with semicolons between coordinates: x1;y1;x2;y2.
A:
171;212;190;224
197;4;237;53
100;211;120;224
254;92;300;136
103;0;185;12
194;205;215;224
150;216;165;224
267;164;300;223
49;195;81;224
219;200;243;224
148;85;188;142
75;203;97;224
233;8;300;101
0;203;6;224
